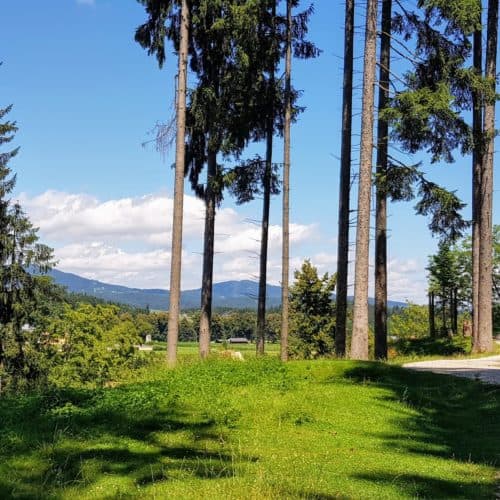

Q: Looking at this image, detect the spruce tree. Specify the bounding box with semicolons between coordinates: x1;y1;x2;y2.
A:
0;101;54;390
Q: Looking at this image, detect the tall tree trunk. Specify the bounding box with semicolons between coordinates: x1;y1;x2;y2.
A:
452;288;458;335
166;0;189;367
281;0;293;362
374;0;391;360
199;151;217;359
256;0;276;356
351;0;379;360
441;296;447;336
476;0;498;353
472;26;482;346
429;291;435;338
257;154;271;356
335;0;355;358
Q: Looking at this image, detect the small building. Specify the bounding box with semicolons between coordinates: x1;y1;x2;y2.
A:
228;337;250;344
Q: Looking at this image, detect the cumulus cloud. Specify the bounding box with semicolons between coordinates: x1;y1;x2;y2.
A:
21;189;428;302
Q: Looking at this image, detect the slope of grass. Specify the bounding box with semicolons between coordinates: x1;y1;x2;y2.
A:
0;358;498;499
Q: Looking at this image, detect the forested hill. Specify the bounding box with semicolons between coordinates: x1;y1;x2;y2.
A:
47;269;282;310
47;269;407;311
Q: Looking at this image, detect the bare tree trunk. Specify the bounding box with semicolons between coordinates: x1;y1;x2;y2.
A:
452;288;458;335
167;0;189;367
199;151;217;359
281;0;292;362
472;26;482;346
256;0;276;357
441;296;447;336
476;0;498;353
429;291;436;338
374;0;391;360
351;0;379;360
335;0;355;358
257;155;271;356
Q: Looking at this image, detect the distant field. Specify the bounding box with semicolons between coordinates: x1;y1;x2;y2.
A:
0;358;498;499
152;341;280;357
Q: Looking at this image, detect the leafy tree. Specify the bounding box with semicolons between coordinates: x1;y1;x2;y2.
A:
47;304;142;388
0;100;54;391
389;303;430;339
288;260;336;358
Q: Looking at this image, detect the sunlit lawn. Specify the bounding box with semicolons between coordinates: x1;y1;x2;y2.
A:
0;358;498;499
152;340;281;358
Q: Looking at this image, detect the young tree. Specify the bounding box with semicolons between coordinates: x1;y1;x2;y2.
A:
135;0;189;366
288;260;336;358
351;0;379;360
335;0;355;358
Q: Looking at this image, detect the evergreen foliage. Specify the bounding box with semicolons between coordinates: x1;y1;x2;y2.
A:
0;101;55;391
288;260;336;358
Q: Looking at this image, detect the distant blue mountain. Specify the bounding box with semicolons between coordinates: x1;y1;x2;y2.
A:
47;268;406;311
47;269;282;310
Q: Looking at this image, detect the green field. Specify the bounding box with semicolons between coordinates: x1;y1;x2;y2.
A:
152;341;281;357
0;356;498;499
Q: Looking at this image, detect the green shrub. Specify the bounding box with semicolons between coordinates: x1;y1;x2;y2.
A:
394;336;472;357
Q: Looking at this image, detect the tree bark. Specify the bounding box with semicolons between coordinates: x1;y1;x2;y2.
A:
429;291;435;338
351;0;378;360
476;0;498;353
167;0;189;368
472;26;482;346
281;0;292;362
374;0;391;360
256;0;276;356
452;288;458;335
199;151;217;359
335;0;355;358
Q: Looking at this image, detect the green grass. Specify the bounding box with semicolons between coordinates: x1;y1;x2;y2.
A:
151;340;281;358
0;358;498;499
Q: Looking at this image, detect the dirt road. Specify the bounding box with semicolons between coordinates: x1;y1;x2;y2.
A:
403;354;500;385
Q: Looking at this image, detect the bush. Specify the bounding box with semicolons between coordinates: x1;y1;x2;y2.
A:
393;336;472;357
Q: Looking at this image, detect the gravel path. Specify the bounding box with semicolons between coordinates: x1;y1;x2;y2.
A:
403;354;500;385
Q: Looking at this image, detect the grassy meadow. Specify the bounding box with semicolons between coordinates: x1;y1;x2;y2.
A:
0;350;499;499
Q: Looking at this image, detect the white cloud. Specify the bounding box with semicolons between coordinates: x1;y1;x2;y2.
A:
21;189;428;302
76;0;95;6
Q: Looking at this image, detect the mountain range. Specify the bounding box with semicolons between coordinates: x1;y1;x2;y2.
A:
48;268;407;311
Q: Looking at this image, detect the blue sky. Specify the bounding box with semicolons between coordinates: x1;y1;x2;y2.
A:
1;0;497;302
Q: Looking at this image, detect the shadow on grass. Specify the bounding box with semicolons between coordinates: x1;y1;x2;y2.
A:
342;362;500;499
0;382;256;498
